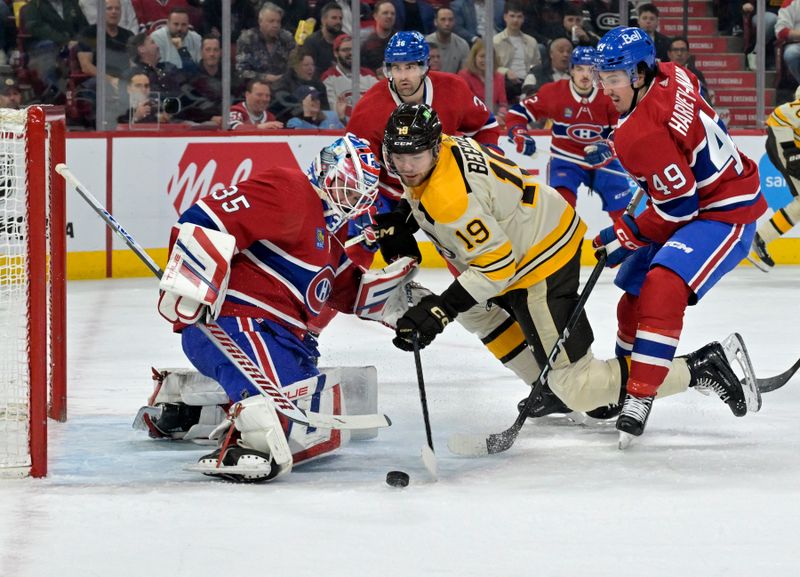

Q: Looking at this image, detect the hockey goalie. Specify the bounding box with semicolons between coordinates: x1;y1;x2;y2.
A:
145;134;420;483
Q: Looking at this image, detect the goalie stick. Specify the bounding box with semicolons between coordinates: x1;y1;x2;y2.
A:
56;163;390;432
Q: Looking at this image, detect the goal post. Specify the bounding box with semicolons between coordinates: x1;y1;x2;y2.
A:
0;106;67;478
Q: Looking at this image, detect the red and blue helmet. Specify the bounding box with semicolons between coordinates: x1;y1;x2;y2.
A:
384;31;430;66
570;46;597;68
594;26;656;83
308;133;380;223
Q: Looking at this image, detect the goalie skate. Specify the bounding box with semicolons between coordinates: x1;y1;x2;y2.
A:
186;446;278;483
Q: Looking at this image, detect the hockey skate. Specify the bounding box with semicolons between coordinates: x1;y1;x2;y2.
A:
616;393;654;449
685;333;761;416
189;443;279;483
517;384;572;418
749;233;775;271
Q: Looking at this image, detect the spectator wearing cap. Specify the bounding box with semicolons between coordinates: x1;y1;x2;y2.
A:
286;85;346;128
229;78;284;130
361;0;396;74
0;77;22;109
425;7;469;73
320;34;378;122
303;2;344;78
271;47;329;122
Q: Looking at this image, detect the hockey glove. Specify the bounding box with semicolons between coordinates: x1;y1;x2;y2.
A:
592;213;649;267
584;141;615;169
782;141;800;179
508;125;536;156
393;294;457;351
371;201;422;263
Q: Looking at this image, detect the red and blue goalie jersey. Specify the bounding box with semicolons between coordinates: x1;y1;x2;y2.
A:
346;71;502;201
508;79;619;160
613;62;766;243
171;167;360;337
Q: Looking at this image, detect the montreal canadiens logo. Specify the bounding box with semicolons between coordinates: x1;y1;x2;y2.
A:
566;124;604;144
306;265;336;314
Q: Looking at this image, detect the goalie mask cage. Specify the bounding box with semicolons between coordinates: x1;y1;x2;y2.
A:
0;107;66;478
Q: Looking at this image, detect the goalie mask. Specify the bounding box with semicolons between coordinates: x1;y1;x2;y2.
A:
308;133;381;228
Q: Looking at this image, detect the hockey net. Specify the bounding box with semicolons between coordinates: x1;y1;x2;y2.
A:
0;107;66;478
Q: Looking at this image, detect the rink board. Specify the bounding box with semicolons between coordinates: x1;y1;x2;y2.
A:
61;130;796;279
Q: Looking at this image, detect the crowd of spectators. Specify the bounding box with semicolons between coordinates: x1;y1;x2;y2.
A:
0;0;779;129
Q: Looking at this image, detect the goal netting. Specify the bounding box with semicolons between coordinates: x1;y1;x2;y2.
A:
0;107;66;478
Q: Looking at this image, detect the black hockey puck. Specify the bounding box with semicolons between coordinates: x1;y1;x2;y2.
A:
386;470;410;488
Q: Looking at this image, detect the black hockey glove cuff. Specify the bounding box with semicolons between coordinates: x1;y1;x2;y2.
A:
393;294;458;351
782;142;800;179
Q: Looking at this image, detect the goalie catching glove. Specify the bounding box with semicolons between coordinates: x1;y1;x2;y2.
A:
158;223;236;325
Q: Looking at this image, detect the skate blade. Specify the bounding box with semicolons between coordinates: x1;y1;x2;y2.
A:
721;333;762;413
618;431;635;450
746;254;772;273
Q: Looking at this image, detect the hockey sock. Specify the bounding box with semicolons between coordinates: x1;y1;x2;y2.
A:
608;208;625;221
759;196;800;243
615;292;638;358
556;186;577;208
627;267;692;398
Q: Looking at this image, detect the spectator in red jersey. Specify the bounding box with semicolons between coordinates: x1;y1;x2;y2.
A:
229;78;285;130
458;38;508;119
130;0;195;32
320;34;379;122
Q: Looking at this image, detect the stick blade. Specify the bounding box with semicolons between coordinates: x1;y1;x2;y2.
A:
756;356;800;393
421;444;438;480
305;411;392;431
447;433;489;456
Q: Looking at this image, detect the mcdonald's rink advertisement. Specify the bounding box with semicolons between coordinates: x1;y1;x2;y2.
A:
62;131;800;280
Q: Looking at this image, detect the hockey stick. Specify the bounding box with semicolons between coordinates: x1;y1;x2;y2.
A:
447;251;608;456
535;149;636;180
405;283;438;480
448;188;646;457
755;356;800;393
56;163;390;432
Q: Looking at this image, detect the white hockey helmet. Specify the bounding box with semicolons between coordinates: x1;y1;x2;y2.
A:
308;133;381;223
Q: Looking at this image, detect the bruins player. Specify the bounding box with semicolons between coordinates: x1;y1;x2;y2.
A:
750;86;800;269
377;103;755;434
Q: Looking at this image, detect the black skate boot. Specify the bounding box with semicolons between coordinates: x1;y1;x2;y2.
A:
517;383;571;418
616;393;654;449
685;341;749;417
750;233;775;269
142;403;202;438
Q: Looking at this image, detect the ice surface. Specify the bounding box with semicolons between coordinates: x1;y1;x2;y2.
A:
1;267;798;577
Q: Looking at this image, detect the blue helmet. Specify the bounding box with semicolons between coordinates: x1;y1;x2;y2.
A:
384;31;430;65
594;26;656;83
570;46;596;68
